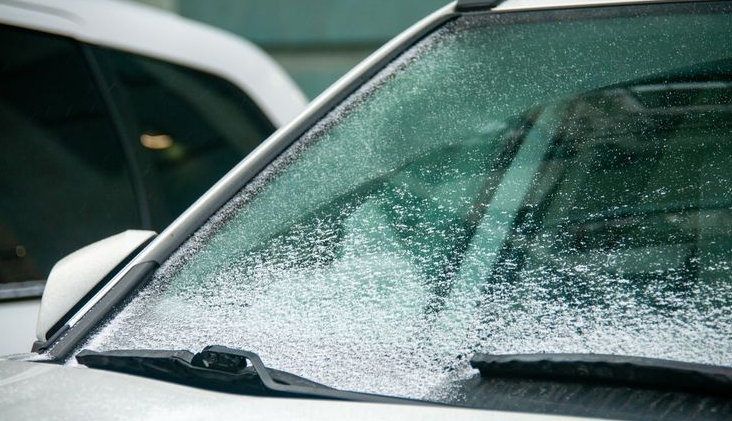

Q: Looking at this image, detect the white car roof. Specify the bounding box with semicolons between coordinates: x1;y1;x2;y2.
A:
0;0;308;127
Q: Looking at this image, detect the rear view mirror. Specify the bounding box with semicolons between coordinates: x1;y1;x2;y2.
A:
36;230;156;342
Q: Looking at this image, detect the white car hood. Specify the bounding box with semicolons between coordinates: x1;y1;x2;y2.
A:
0;359;598;421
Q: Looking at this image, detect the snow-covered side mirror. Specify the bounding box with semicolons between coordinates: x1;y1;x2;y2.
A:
36;230;156;342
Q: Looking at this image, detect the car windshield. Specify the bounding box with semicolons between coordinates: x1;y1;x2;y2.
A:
79;3;732;404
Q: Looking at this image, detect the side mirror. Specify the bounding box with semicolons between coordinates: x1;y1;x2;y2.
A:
36;230;156;342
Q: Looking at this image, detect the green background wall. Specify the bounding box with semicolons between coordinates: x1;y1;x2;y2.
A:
136;0;449;99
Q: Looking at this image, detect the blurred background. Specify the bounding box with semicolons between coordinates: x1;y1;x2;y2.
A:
136;0;448;99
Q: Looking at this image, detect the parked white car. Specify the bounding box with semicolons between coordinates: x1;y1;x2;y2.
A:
0;0;307;355
3;0;732;420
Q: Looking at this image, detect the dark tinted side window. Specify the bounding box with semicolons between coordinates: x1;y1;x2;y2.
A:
0;25;140;286
98;48;276;228
0;26;278;290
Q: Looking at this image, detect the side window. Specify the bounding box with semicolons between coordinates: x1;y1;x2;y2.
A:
0;25;140;286
97;48;277;229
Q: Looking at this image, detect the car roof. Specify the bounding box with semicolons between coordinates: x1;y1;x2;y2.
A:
0;0;307;127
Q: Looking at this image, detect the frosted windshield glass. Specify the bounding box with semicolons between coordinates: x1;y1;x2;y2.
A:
81;9;732;401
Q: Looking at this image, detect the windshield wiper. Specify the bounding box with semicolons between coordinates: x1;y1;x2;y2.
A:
77;345;424;405
470;353;732;396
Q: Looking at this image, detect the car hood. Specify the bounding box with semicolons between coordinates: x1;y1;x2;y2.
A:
0;359;604;421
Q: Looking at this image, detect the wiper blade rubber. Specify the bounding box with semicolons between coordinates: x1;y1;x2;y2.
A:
470;353;732;396
77;345;425;405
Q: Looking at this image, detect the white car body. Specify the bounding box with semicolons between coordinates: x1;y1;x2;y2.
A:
0;0;307;356
0;0;307;126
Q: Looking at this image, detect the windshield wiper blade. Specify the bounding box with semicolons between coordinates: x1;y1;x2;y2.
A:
470;353;732;396
76;345;423;405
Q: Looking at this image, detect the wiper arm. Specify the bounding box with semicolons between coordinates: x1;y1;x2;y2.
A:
76;345;423;405
470;353;732;396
